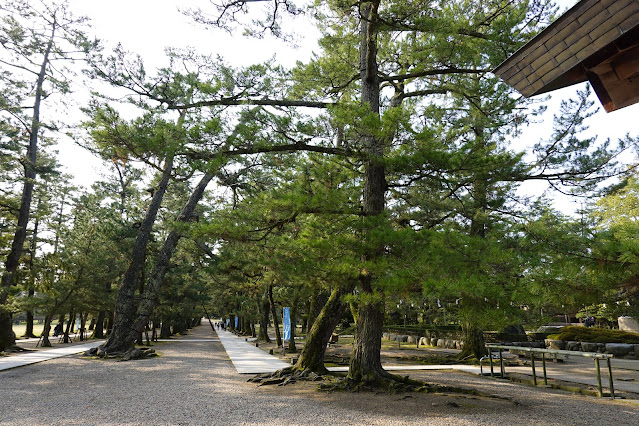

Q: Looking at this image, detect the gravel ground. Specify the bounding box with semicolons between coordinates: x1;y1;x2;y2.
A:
1;325;638;425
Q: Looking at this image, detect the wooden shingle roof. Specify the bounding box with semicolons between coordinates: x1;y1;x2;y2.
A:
494;0;639;112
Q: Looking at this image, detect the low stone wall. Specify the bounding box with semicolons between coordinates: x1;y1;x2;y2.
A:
546;339;639;358
382;332;463;350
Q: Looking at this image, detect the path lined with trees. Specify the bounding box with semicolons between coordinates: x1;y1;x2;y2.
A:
1;0;638;398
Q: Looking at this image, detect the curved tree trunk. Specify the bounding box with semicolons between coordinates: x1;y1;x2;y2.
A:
40;313;54;347
294;285;349;374
100;154;174;355
121;173;213;349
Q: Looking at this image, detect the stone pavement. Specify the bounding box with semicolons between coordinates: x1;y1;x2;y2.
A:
0;340;105;371
214;327;290;373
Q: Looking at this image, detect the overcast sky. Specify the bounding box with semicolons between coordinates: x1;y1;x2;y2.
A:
57;0;638;213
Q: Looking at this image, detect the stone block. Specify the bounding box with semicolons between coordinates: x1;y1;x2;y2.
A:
546;339;566;350
605;343;634;357
618;316;639;333
581;342;598;352
566;341;581;351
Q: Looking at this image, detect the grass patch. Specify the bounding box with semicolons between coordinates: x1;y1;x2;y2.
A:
548;326;639;344
12;322;46;337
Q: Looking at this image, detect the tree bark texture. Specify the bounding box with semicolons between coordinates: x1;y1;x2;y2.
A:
0;28;54;351
294;285;349;374
348;0;390;383
459;320;487;360
101;154;174;354
40;313;54;347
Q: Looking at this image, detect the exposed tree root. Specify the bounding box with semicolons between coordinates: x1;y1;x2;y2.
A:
1;345;28;354
248;367;328;387
249;366;512;403
84;346;157;361
316;371;515;403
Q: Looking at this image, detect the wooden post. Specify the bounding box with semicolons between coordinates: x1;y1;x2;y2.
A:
499;349;505;378
530;351;537;386
541;352;548;386
489;352;494;377
595;358;603;397
607;358;615;400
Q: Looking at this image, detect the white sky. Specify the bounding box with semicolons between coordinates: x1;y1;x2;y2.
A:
56;0;638;214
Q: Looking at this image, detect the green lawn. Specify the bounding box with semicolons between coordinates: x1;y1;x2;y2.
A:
12;322;46;338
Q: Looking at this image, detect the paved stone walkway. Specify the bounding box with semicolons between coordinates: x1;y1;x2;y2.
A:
0;340;104;371
214;327;290;373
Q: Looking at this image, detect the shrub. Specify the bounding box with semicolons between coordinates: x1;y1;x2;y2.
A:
547;326;639;344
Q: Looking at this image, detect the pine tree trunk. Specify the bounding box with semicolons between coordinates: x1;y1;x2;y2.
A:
40;313;53;347
25;309;35;338
101;154;174;355
0;30;54;352
268;284;282;347
259;288;271;342
63;310;73;343
287;295;299;353
348;0;390;384
123;173;213;347
160;321;171;338
294;285;349;374
94;311;105;338
24;200;40;339
458;321;486;360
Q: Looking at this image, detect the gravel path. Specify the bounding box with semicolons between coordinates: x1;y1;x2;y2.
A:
1;324;638;425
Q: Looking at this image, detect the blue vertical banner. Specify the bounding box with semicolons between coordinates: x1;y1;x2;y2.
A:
234;316;239;329
226;318;229;327
282;307;291;342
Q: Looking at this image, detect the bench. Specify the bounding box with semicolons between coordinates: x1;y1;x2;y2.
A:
486;345;615;399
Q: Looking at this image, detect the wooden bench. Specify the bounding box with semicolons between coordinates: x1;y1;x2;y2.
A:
486;345;615;399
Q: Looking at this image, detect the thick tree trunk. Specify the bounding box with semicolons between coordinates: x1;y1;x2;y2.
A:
0;31;54;352
123;173;213;348
0;310;15;351
458;320;486;360
348;295;390;383
25;309;35;338
40;313;53;347
348;0;390;384
100;154;174;355
94;311;105;338
268;284;282;347
63;310;73;343
160;321;171;338
294;286;349;374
